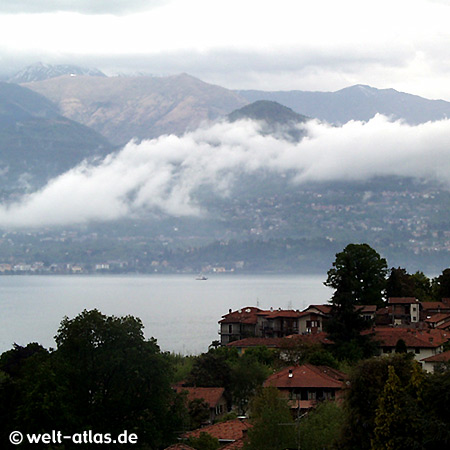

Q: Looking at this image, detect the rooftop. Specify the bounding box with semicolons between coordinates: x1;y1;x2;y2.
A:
264;364;346;389
182;419;251;442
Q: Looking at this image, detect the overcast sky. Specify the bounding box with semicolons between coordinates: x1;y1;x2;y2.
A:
1;0;450;99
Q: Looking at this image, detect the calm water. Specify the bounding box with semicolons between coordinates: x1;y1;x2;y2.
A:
0;274;331;355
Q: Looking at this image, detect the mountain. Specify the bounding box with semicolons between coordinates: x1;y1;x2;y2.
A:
0;82;113;190
227;100;310;141
22;73;248;146
228;100;309;123
9;62;106;84
237;84;450;124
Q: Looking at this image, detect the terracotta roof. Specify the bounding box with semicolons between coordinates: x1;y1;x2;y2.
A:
421;302;450;311
425;313;450;323
264;364;346;389
301;304;332;315
257;309;302;319
165;445;196;450
227;333;333;349
219;307;263;324
388;297;419;304
367;327;449;348
182;419;252;442
227;337;286;348
284;332;333;345
355;305;377;313
173;387;225;408
421;350;450;363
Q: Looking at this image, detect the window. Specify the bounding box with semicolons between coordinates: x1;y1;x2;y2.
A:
228;324;232;334
415;348;420;354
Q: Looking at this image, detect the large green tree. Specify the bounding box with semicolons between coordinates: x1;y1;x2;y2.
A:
339;354;426;450
0;310;183;449
244;387;296;450
325;243;388;307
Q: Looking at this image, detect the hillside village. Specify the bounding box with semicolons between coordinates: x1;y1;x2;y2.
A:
165;294;450;449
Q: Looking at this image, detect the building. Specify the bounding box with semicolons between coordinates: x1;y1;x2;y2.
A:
264;364;347;412
173;386;228;424
256;309;301;338
181;419;252;447
219;307;262;344
387;297;421;325
421;349;450;373
369;327;448;362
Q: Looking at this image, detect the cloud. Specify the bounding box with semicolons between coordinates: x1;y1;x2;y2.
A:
0;0;166;15
0;115;449;229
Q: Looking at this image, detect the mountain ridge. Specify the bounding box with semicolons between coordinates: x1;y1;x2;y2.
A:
236;84;450;124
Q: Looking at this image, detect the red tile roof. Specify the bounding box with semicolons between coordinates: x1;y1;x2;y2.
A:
219;307;263;324
421;350;450;362
173;387;225;408
421;302;450;311
425;313;450;324
182;419;252;442
300;304;332;315
264;364;346;389
388;297;419;304
257;309;302;319
227;337;286;348
367;327;449;348
227;333;333;349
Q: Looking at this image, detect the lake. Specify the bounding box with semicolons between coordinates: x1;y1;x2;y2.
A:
0;274;332;355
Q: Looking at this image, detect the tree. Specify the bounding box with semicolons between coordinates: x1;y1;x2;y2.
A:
324;244;387;361
186;432;220;450
386;267;415;298
411;271;433;302
433;268;450;299
298;401;345;450
325;243;388;307
371;365;422;450
230;353;270;414
244;387;296;450
339;354;423;450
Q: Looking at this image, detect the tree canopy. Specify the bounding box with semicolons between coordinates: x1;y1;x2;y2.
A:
325;243;388;307
0;309;184;449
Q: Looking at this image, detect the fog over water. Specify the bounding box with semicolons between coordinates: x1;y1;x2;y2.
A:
0;274;331;354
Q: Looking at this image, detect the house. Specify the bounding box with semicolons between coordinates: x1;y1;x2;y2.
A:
264;364;347;412
173;386;228;424
298;305;331;334
219;307;262;344
227;333;332;355
387;297;421;325
181;419;252;446
368;327;449;362
256;309;301;338
425;313;450;329
421;301;450;321
421;349;450;373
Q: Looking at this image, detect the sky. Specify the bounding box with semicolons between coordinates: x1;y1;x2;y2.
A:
1;0;450;99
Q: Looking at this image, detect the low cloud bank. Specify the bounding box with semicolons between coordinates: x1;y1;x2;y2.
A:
0;114;449;228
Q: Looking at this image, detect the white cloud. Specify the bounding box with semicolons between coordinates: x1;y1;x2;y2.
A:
0;0;166;15
0;115;449;229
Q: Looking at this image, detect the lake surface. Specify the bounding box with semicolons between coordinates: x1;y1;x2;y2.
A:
0;274;331;355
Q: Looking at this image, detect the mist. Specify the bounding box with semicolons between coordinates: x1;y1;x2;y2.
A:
0;114;449;228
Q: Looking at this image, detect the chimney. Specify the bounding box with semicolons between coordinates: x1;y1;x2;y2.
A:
288;369;293;378
229;309;232;314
